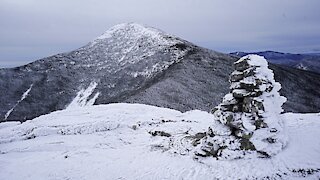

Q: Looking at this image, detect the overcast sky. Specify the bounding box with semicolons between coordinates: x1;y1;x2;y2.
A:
1;0;320;68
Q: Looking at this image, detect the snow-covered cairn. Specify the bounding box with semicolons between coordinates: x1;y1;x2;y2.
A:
195;55;287;159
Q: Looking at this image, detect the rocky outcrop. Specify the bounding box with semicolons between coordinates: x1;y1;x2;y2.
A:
196;55;287;159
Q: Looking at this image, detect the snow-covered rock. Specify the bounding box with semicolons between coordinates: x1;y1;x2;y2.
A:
196;55;287;159
0;103;319;179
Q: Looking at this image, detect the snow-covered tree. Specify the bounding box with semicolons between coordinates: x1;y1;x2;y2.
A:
195;55;287;159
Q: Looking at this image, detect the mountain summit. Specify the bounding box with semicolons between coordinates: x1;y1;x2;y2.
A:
1;23;320;122
83;22;190;72
91;23;179;47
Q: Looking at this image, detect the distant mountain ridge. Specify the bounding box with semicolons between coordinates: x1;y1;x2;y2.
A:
1;23;320;122
230;51;320;74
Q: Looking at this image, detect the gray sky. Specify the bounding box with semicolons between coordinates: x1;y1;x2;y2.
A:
1;0;320;68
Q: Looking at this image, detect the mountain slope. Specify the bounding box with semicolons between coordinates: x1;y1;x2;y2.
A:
230;51;320;74
0;103;319;179
0;23;193;121
1;23;320;122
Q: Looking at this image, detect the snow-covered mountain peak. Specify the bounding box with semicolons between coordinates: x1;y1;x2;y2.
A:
95;23;165;40
2;24;319;122
1;23;204;122
76;23;192;78
90;23;182;47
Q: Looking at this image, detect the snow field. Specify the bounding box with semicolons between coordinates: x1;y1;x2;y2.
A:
0;103;319;179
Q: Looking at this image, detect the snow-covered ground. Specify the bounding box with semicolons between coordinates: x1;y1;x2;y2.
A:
0;103;319;179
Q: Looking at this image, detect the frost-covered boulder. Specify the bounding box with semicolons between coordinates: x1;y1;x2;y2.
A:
195;55;287;159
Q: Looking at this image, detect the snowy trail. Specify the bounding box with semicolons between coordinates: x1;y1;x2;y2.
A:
0;104;319;179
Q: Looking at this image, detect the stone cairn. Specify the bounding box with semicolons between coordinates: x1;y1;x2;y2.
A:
195;55;287;159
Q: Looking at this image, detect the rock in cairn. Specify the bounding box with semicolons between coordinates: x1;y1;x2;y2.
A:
195;55;287;159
